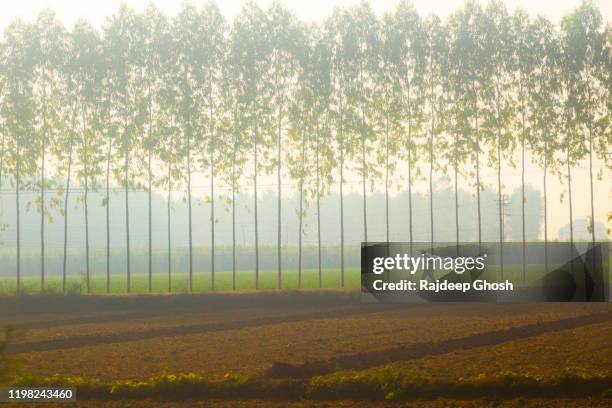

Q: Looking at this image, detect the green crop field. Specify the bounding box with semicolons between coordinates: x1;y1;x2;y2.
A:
0;268;362;294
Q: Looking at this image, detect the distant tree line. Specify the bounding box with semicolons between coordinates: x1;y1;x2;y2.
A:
0;0;609;293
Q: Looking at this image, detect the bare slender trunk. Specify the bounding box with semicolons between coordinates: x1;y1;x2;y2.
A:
148;88;153;293
125;151;131;293
567;142;573;245
41;81;47;291
148;150;152;293
339;107;345;287
167;166;172;292
298;129;305;285
105;138;111;294
496;93;504;280
385;116;390;246
588;118;595;244
84;174;90;294
277;107;282;289
63;140;73;293
253;129;259;289
361;108;368;245
209;88;216;291
406;84;413;253
521;111;527;283
232;129;237;290
211;157;215;291
520;79;526;282
543;139;548;273
474;86;482;252
40;145;45;291
454;134;459;256
16;150;21;292
429;86;435;251
566;108;573;255
316;124;321;286
187;128;193;292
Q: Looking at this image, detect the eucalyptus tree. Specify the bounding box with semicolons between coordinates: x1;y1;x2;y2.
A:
166;4;204;292
219;52;249;289
558;10;587;251
481;1;514;277
229;2;272;288
31;10;66;289
324;6;372;284
525;17;561;272
343;4;379;246
139;5;169;292
287;23;331;287
156;30;183;291
511;9;531;280
1;20;37;291
389;1;425;250
69;20;106;294
561;2;606;244
311;37;334;286
104;6;147;292
286;94;311;283
446;1;483;250
197;2;227;291
422;14;447;250
266;2;302;288
377;11;406;246
57;20;98;291
324;11;348;285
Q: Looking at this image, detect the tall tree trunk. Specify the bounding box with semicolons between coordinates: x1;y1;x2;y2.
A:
232;129;237;290
361;109;368;246
62;138;73;293
474;87;482;252
454;134;459;257
406;84;413;254
105;138;111;294
167;165;172;292
496;95;504;280
40;145;45;291
253;129;259;289
429;86;435;251
567;141;573;246
339;107;345;287
148;150;152;293
41;83;47;292
84;173;90;294
277;107;282;289
521;127;526;281
298;129;305;285
125;150;131;293
209;90;216;291
520;79;526;282
16;149;21;293
211;155;215;291
186;128;193;292
543;139;548;274
385;116;390;249
316;125;322;287
588;114;595;244
566;107;573;257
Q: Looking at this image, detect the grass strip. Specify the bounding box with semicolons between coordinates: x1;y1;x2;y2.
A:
7;367;612;401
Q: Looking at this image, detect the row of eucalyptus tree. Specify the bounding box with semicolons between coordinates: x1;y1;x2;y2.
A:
0;0;609;292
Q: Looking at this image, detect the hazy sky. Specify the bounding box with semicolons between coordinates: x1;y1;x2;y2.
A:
1;0;611;30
